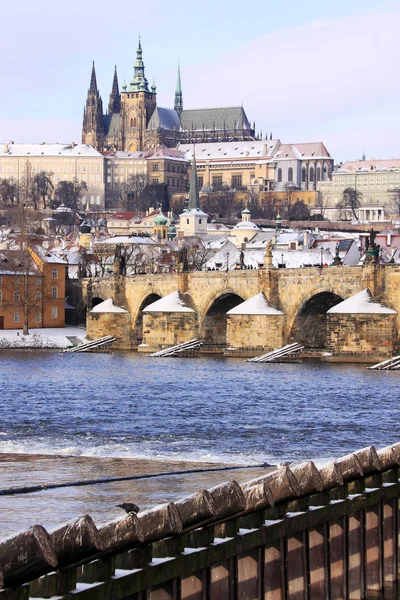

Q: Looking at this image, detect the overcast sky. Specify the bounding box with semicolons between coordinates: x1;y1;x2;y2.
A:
0;0;399;162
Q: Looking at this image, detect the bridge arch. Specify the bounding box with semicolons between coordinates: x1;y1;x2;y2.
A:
290;288;344;348
200;291;245;345
132;292;163;346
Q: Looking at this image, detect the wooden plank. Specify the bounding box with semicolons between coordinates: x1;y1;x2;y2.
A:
286;533;307;600
383;499;397;586
347;511;364;600
237;548;261;599
264;540;284;600
329;518;346;600
181;569;207;600
308;525;328;599
365;505;382;592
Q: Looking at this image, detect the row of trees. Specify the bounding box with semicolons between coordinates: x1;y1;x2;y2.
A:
0;163;88;211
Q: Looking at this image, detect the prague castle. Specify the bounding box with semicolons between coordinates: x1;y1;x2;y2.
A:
82;38;255;152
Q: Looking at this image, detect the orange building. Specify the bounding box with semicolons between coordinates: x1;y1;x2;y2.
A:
0;246;66;331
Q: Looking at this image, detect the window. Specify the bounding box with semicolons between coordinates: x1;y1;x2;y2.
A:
199;219;202;224
153;178;159;184
186;219;189;225
35;313;41;323
288;167;293;183
232;175;242;188
51;307;58;319
51;287;58;299
198;176;203;188
36;291;41;301
14;291;20;301
0;291;2;302
152;163;159;171
309;167;314;182
14;312;20;323
36;277;41;286
277;168;282;182
316;167;321;182
52;268;58;279
212;175;223;188
0;276;2;284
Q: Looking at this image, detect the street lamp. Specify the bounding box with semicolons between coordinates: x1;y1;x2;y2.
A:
226;252;230;272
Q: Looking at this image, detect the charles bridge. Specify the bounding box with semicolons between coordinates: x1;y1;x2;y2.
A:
68;264;400;357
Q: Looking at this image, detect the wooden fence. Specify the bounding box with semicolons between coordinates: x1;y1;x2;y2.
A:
1;443;400;599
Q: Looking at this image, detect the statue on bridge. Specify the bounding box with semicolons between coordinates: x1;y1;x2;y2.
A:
365;228;380;263
263;240;274;268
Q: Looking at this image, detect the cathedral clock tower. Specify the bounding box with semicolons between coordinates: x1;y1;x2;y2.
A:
120;38;157;152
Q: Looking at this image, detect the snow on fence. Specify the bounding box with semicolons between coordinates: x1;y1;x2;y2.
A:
248;342;304;363
63;335;117;353
1;443;400;598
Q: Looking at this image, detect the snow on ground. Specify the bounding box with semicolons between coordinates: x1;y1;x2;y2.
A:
0;326;87;349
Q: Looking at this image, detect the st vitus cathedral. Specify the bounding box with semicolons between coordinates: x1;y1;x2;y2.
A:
82;38;255;152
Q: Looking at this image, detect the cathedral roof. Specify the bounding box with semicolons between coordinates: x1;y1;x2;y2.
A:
180;107;251;133
148;107;181;131
103;114;120;137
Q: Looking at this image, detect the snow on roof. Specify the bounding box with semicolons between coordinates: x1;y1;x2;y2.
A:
0;143;102;157
231;221;260;231
327;289;396;314
143;291;194;313
227;293;284;315
180;208;208;217
179;140;277;161
31;245;67;264
91;298;128;313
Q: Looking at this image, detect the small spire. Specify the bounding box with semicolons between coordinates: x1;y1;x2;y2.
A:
89;61;98;93
174;61;183;119
188;146;200;210
108;65;121;114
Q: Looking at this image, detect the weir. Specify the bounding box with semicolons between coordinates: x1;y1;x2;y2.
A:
1;443;400;598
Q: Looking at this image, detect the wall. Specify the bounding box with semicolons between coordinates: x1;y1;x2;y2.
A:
87;312;133;349
227;314;285;351
326;313;397;357
142;312;198;350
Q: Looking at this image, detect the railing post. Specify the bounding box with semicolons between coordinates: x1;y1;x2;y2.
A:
382;498;397;588
308;524;328;599
286;532;307;599
329;518;347;598
348;511;365;600
365;505;382;592
264;539;284;600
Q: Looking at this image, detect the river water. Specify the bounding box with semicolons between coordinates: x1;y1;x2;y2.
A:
1;350;399;538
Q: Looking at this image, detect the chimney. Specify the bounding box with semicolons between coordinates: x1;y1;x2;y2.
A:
4;144;8;153
71;142;75;149
304;230;309;248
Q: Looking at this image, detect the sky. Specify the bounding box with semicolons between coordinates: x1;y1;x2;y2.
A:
0;0;399;162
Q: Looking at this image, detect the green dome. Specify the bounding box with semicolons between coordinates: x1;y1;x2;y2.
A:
154;207;168;226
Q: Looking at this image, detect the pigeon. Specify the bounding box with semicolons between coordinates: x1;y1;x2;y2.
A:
117;502;140;514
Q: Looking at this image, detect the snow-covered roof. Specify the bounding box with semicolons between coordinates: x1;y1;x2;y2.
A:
231;221;260;231
96;236;156;245
143;291;195;313
327;289;396;315
180;140;278;161
0;143;102;157
205;246;334;270
31;245;67;264
91;298;128;313
180;208;208;217
227;293;284;315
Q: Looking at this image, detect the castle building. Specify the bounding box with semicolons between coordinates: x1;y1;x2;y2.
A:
82;39;255;153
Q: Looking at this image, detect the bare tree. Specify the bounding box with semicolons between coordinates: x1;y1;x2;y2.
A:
388;188;400;219
314;191;329;219
34;171;54;209
0;177;19;207
19;161;41;210
183;238;215;271
342;187;362;220
52;178;88;210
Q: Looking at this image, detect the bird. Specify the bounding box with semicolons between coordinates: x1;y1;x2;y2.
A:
117;502;140;514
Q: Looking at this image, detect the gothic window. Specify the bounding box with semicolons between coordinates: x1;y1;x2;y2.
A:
302;168;307;182
130;118;133;128
316;167;321;181
309;167;314;182
288;167;293;182
277;168;282;182
323;165;328;181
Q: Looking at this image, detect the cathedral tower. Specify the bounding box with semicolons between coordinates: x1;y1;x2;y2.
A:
174;62;183;119
120;38;157;151
108;65;121;114
82;62;104;150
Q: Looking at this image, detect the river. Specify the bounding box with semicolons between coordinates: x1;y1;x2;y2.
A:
0;350;399;538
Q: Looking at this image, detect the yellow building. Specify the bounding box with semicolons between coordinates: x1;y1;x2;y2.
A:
0;142;105;208
317;159;400;221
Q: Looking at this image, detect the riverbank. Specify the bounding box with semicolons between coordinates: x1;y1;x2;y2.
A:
0;453;273;538
0;326;87;349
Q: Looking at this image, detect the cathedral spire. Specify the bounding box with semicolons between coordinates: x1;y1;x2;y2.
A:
129;36;150;92
174;61;183;119
188;147;200;210
108;65;121;114
89;61;98;93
